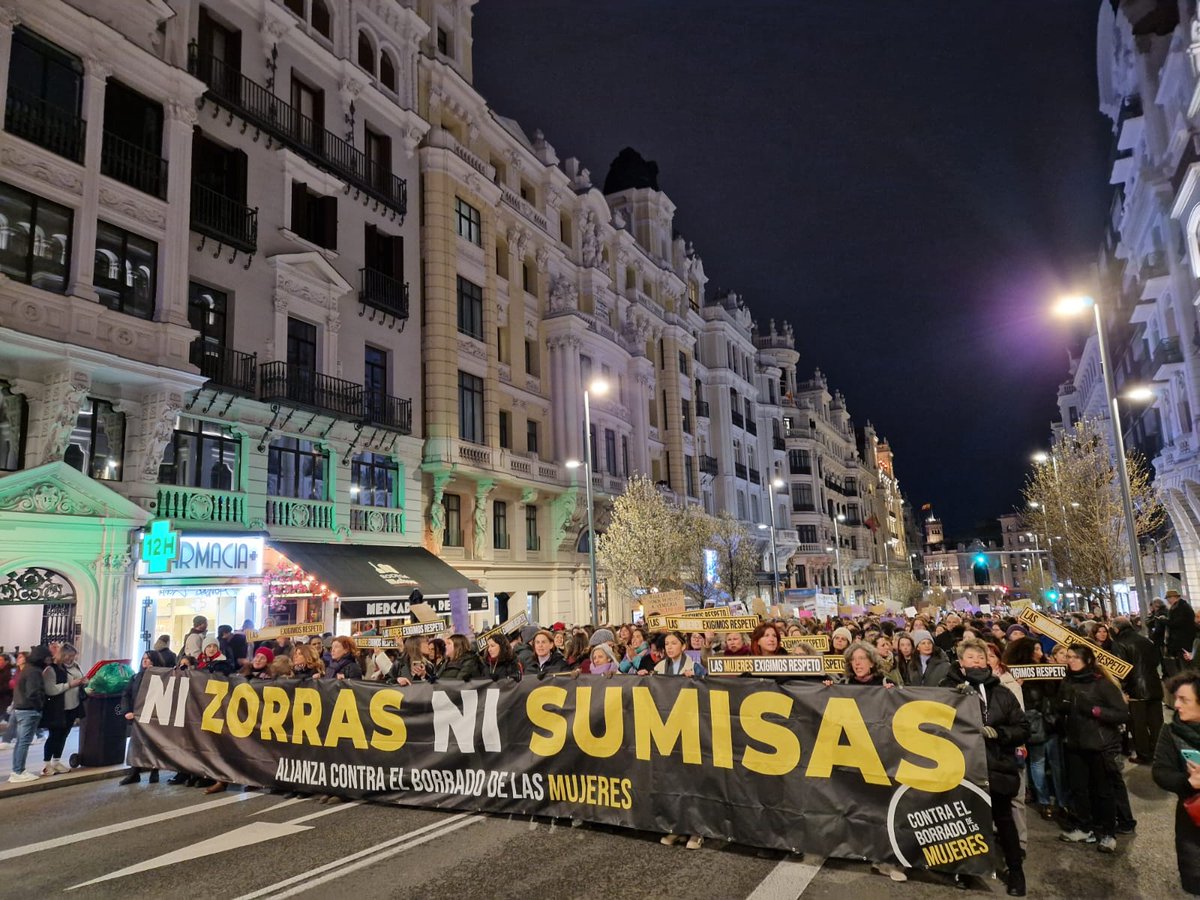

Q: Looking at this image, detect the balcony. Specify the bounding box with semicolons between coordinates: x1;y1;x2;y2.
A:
359;267;409;320
190;340;257;394
731;410;745;429
792;502;816;513
773;436;786;451
1172;135;1200;194
695;400;710;418
266;496;335;530
156;485;246;526
749;467;761;484
188;46;407;218
258;361;412;433
700;455;718;475
4;88;85;162
1153;338;1184;379
100;131;167;199
746;419;758;436
191;183;258;253
735;462;748;480
350;505;404;535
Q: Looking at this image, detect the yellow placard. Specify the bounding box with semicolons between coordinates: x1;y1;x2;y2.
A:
1016;608;1132;680
247;622;325;641
781;634;831;652
645;614;760;633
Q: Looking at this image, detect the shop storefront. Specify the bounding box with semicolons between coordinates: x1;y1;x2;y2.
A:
0;462;148;663
135;530;265;658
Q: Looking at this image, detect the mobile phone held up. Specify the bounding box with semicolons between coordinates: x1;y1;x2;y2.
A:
1182;748;1200;766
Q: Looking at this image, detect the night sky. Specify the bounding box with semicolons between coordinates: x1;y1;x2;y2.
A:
473;0;1112;539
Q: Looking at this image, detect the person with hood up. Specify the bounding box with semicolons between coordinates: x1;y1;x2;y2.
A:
527;629;569;677
1057;644;1129;853
7;647;48;783
41;643;86;776
119;650;164;786
512;625;538;670
946;638;1028;896
579;628;616;673
905;629;950;687
1152;670;1200;896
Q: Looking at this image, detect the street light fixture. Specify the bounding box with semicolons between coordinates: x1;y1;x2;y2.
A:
764;476;785;603
833;512;846;600
566;377;609;626
1053;293;1150;618
1124;386;1155;403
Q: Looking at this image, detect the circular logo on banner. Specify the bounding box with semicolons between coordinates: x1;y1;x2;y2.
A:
886;780;993;870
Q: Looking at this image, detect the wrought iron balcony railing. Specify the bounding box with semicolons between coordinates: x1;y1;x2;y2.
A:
191;183;258;253
359;266;409;319
4;88;85;162
190;340;257;394
101;131;167;199
258;361;412;433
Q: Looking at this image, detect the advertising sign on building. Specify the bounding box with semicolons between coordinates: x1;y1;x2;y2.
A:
138;534;265;580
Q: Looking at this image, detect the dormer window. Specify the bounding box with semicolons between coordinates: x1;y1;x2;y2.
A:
281;0;331;41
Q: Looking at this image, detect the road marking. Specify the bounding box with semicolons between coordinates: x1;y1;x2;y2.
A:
0;792;260;862
745;856;825;900
291;801;360;824
234;813;482;900
66;822;312;890
251;796;311;816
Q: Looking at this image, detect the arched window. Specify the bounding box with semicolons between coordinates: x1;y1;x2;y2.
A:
311;0;331;38
380;52;397;91
357;31;375;74
284;0;303;16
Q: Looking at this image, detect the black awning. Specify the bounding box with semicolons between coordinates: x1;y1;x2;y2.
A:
270;542;489;618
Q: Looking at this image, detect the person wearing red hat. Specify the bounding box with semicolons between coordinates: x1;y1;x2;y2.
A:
239;647;274;681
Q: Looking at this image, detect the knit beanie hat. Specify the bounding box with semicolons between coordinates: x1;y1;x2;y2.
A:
911;629;934;648
832;627;854;643
589;628;616;647
1005;624;1028;642
255;647;275;664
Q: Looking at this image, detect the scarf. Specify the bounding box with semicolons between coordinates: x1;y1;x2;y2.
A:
1170;717;1200;750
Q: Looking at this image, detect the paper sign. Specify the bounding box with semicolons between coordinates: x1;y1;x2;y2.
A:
1007;664;1066;681
869;605;886;616
781;634;830;652
707;655;829;677
980;604;992;615
1010;599;1033;613
449;587;470;637
883;600;902;613
409;602;439;623
645;614;760;633
642;591;686;617
248;622;324;641
797;609;814;619
823;655;846;674
904;606;918;617
1016;608;1132;680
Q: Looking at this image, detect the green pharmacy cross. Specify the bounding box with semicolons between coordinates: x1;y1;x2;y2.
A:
141;519;180;574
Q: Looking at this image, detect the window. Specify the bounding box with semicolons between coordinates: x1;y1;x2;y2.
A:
267;436;326;499
0;181;72;292
493;500;509;549
364;223;404;280
799;525;818;545
793;483;814;511
380;53;397;92
604;429;617;475
64;398;124;481
580;355;593;385
527;419;540;456
0;384;28;471
736;491;747;520
192;133;248;204
525;503;540;551
751;495;760;524
351;451;396;507
458;371;484;443
678;350;688;375
158;416;239;490
457;276;483;339
443;493;463;546
188;282;227;349
311;0;331;39
94;222;157;319
357;31;374;73
681;398;691;435
364;346;388;421
102;80;164;197
290;181;337;249
289;75;324;146
365;127;392;190
436;26;449;55
499;410;511;449
287;317;318;404
589;424;598;469
622;436;630;476
525;340;539;376
685;456;695;497
522;261;534;294
456;197;481;245
284;0;304;16
789;448;811;473
7;27;84;161
197;8;241;75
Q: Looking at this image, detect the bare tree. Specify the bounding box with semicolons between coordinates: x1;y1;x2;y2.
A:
1023;418;1164;615
710;513;761;603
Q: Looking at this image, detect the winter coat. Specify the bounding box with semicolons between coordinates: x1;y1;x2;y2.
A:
438;653;481;681
934;627;963;655
481;656;522;681
1167;599;1198;657
1148;612;1168;652
324;656;363;680
1111;626;1163;701
945;667;1029;798
156;647;177;669
42;662;84;729
1058;668;1129;753
512;642;535;670
1020;678;1061;745
840;671;897;687
121;669;146;715
390;656;438;683
0;663;13;712
222;633;249;667
528;649;570;677
876;655;904;685
653;655;705;677
1151;719;1200;895
199;654;235;677
12;664;46;711
181;628;208;659
618;642;649;674
906;648;952;687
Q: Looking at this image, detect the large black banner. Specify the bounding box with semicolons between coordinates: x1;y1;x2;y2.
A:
129;670;995;874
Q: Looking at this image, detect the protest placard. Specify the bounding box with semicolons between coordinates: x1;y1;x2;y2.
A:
247;622;325;641
642;591;686;617
1007;664;1067;681
475;611;529;652
707;655;829;677
382;620;449;639
781;634;831;652
1016;608;1132;680
645;614;761;633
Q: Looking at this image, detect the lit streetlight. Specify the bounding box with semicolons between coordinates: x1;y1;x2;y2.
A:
763;477;785;602
1053;293;1150;617
566;377;608;625
832;512;846;599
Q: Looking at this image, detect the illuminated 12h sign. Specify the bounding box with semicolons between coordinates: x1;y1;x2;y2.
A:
140;520;180;574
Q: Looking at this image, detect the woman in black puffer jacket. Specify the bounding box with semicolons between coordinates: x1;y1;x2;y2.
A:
946;638;1028;897
438;635;481;681
1057;644;1129;853
1153;670;1200;896
119;650;164;786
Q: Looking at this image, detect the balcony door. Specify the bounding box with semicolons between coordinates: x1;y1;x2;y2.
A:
287;317;317;405
197;7;241;93
364;346;388;422
188;282;228;380
289;75;324;151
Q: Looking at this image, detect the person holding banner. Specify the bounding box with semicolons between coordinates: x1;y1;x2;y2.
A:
1003;638;1063;820
1058;645;1129;853
324;637;363;681
840;642;897;689
750;623;787;656
873;635;903;685
528;630;569;677
831;627;853;654
947;638;1028;896
1152;670;1200;895
619;627;649;672
655;630;706;850
291;644;325;679
720;632;751;656
438;635;481;681
905;630;951;688
482;633;523;681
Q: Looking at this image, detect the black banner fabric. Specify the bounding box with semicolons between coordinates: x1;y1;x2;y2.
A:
129;670;995;874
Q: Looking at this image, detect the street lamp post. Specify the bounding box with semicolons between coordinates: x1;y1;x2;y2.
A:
566;379;608;625
1054;295;1150;619
833;512;846;599
761;478;785;603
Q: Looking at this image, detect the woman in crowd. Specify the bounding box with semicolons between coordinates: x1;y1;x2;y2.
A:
1152;670;1200;895
527;630;569;676
268;655;294;679
750;622;787;655
199;640;235;676
894;632;917;675
619;627;649;673
562;633;590;670
686;632;710;667
6;648;47;783
1058;644;1129;853
831;627;853;655
616;624;634;649
482;633;522;681
1092;623;1113;652
873;635;903;684
41;643;86;776
588;643;622;675
291;644;325;680
119;650;165;787
437;635;481;681
655;630;706;850
240;647;275;681
947;638;1028;896
905;629;951;687
721;632;751;656
985;639;1028;855
1004;637;1061;819
841;641;897;689
391;637;436;684
325;637;363;680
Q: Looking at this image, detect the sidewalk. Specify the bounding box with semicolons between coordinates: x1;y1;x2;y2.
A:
0;725;126;797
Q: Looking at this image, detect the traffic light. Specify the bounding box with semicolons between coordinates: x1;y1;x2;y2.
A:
973;553;988;566
1044;589;1060;604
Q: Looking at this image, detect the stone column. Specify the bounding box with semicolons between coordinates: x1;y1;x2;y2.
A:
68;57;109;300
158;101;199;328
0;7;19;124
86;548;135;663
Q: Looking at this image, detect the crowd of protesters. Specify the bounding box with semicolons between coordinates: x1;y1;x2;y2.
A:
4;592;1200;895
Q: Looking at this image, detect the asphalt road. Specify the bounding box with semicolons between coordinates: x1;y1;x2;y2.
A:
0;762;1189;899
